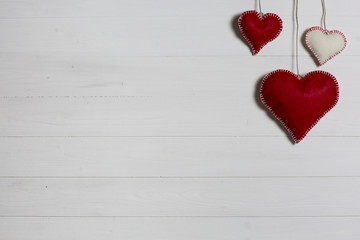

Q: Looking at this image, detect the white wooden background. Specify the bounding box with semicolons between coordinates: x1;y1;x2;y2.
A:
0;0;359;239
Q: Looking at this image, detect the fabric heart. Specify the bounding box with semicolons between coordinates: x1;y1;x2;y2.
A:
305;26;347;65
260;69;339;143
238;10;283;55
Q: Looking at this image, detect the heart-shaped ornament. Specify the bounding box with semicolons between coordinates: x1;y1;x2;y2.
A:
305;26;347;65
260;69;339;143
238;10;283;55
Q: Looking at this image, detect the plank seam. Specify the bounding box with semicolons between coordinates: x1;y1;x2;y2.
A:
1;176;360;179
0;216;360;218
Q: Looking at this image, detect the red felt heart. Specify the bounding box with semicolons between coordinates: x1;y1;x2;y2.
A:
238;10;283;55
260;70;339;143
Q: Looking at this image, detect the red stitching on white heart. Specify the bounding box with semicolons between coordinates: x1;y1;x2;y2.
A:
305;26;347;66
238;10;283;55
259;69;339;144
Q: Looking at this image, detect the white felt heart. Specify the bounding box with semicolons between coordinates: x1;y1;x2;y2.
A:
305;26;347;66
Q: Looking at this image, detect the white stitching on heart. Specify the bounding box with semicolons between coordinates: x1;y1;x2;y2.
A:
259;69;339;144
238;10;283;55
305;26;347;66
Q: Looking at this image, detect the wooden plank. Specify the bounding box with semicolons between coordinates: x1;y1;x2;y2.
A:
0;15;357;57
0;0;356;18
0;56;357;136
0;178;359;216
1;217;360;240
0;55;356;96
0;137;360;177
0;89;356;136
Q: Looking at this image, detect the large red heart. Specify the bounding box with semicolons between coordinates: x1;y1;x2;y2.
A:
238;10;283;55
260;70;339;143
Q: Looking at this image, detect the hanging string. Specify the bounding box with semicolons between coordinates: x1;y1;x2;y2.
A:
321;0;327;31
258;0;263;17
295;0;301;77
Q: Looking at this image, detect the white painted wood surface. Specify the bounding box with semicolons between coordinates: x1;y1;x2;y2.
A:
0;0;359;239
2;178;360;216
2;217;360;240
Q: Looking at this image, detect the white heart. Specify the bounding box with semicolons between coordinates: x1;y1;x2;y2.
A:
305;26;347;65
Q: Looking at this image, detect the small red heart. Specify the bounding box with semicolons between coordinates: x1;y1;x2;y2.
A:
238;10;283;55
260;70;339;143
